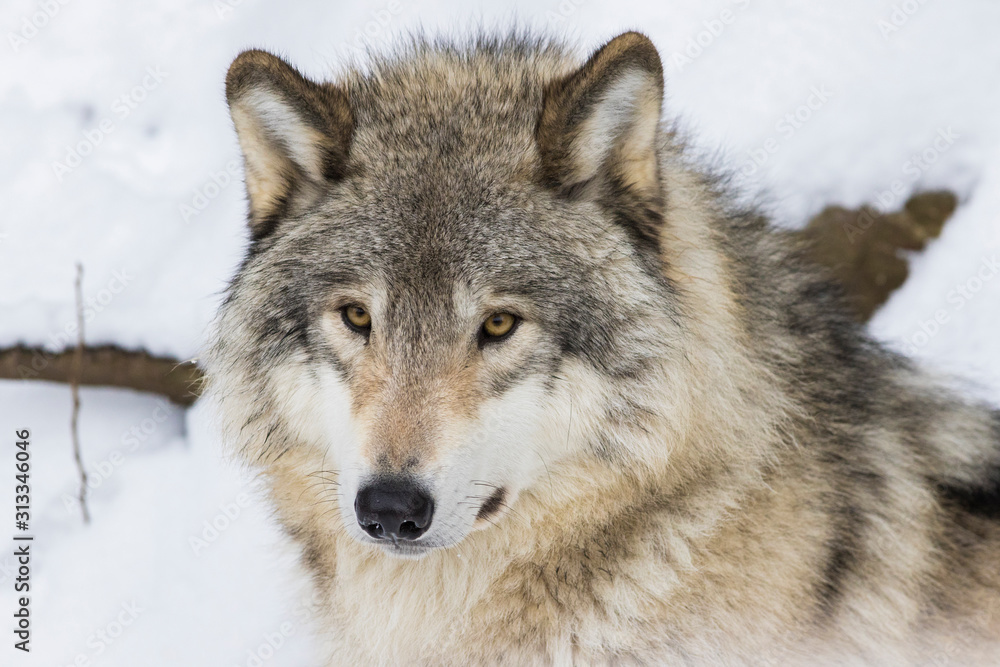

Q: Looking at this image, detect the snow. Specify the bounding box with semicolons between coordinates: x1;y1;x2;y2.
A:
0;383;319;665
1;0;999;664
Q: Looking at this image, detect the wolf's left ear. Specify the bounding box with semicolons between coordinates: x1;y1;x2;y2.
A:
537;32;665;240
226;50;354;240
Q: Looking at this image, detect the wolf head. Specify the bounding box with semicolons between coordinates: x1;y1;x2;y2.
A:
211;33;691;558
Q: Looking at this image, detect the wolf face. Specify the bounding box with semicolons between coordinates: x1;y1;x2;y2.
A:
215;34;681;557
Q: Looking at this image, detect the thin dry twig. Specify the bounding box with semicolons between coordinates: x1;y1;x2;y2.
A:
70;262;91;524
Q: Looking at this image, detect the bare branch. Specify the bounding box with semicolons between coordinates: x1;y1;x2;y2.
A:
71;263;91;524
0;345;203;406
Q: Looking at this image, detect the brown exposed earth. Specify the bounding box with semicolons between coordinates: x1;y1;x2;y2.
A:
802;190;958;321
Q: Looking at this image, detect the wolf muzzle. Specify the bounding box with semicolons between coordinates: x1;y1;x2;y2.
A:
354;478;434;541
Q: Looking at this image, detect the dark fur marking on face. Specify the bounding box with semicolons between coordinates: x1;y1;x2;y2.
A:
252;190;293;243
603;176;667;264
476;487;507;521
302;539;327;578
487;352;559;397
936;411;1000;519
309;337;348;379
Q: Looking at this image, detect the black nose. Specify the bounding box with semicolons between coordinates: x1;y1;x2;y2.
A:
354;479;434;541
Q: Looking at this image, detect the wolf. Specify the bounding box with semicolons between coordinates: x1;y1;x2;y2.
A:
205;31;1000;665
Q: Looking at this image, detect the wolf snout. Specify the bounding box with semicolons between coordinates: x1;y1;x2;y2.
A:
354;479;434;541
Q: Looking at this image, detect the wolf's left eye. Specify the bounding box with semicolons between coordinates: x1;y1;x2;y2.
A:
480;312;519;345
342;304;372;336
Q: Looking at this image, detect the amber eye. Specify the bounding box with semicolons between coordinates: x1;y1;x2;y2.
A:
342;304;372;333
481;312;518;343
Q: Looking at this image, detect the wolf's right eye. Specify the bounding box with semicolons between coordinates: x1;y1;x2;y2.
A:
479;312;519;347
341;304;372;336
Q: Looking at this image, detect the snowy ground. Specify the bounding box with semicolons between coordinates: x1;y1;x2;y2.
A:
1;0;999;664
0;384;317;666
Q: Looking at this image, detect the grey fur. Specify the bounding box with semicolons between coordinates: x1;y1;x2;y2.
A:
206;31;1000;665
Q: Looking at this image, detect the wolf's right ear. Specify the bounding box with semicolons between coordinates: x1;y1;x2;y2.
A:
537;32;665;245
226;50;353;240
